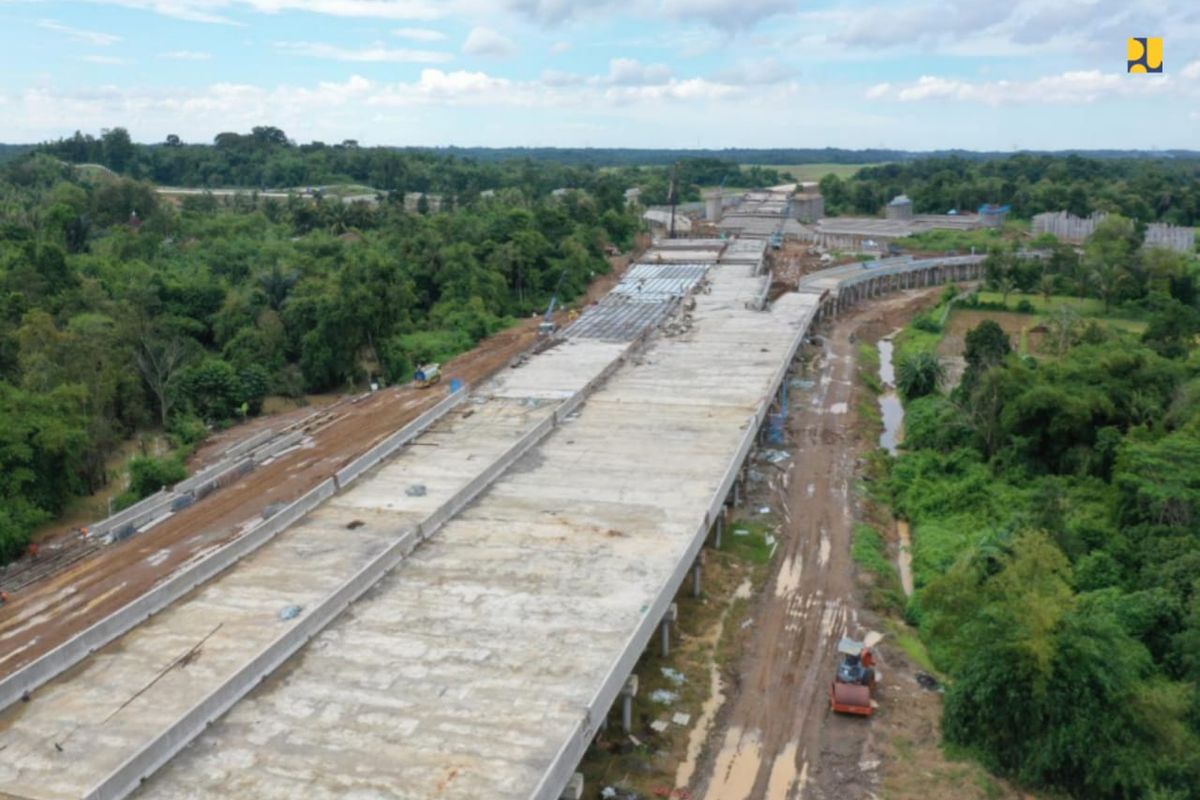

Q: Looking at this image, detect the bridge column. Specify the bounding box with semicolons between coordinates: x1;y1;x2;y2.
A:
712;512;724;549
660;603;678;657
560;773;584;800
620;675;638;733
692;556;703;598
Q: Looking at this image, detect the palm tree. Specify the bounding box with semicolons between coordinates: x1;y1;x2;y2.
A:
896;352;945;400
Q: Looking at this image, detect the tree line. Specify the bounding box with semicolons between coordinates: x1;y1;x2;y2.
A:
821;154;1200;225
37;128;785;206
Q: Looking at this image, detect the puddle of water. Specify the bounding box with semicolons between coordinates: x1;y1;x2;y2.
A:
896;520;914;596
878;337;897;385
774;556;803;599
876;336;904;456
676;579;751;789
765;740;800;799
677;662;725;788
703;727;763;800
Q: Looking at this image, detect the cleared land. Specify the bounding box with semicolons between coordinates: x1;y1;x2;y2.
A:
753;163;884;182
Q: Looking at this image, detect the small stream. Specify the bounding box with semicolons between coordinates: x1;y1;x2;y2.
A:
877;333;914;596
876;335;904;456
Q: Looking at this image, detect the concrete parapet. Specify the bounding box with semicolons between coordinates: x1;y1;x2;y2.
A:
224;428;275;460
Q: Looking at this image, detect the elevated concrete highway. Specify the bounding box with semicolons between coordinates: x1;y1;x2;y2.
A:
0;241;982;800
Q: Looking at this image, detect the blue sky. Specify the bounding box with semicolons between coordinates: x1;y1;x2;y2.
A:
0;0;1198;148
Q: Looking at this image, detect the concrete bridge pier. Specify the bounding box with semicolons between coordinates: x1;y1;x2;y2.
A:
712;512;724;549
659;603;678;657
620;675;638;733
691;557;703;598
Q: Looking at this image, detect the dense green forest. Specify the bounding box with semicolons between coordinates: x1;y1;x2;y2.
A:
37;127;785;205
881;228;1200;797
0;138;644;563
822;155;1200;225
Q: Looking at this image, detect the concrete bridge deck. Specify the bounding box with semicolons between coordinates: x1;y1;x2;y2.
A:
0;340;630;800
132;261;817;800
0;241;984;800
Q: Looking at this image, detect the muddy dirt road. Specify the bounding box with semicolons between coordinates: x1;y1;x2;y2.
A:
692;290;941;800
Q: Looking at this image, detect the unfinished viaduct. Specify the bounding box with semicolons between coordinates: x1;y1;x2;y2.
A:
0;243;983;800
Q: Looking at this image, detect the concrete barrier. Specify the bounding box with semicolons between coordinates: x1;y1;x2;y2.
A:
248;430;304;461
224;428;275;460
189;458;254;501
0;479;336;713
87;490;174;540
334;388;467;489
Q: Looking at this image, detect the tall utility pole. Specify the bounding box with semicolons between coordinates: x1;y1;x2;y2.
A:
667;162;679;240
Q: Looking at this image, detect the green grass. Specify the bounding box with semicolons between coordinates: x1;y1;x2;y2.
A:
975;291;1107;316
895;228;1010;253
970;292;1148;333
853;523;905;611
750;163;885;182
886;618;942;677
895;326;942;365
857;342;882;394
724;518;776;564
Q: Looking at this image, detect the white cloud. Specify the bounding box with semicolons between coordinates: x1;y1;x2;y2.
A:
159;50;213;60
864;82;891;99
506;0;792;29
88;0;464;24
1182;60;1200;80
660;0;793;30
810;0;1199;59
462;27;518;58
37;19;122;46
608;58;672;86
1;66;753;143
393;27;446;41
714;57;796;85
871;70;1174;105
274;40;453;62
550;40;570;54
82;55;129;64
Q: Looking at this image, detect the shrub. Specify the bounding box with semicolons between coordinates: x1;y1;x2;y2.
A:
897;351;945;400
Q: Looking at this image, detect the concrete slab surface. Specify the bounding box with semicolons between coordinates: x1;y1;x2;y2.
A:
133;263;818;800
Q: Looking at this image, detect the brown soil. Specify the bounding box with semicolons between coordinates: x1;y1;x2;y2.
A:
0;258;633;679
685;289;1028;800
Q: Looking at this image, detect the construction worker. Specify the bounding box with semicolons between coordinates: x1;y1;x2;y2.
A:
0;590;10;606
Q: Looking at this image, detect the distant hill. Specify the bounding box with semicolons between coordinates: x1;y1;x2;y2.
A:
0;144;34;163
